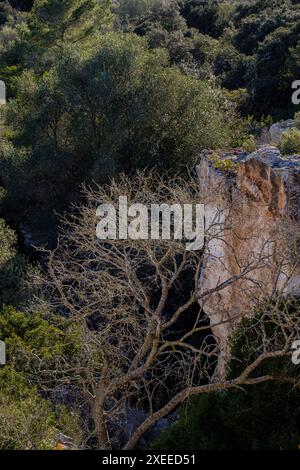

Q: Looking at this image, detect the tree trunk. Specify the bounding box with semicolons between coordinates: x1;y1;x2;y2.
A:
92;398;111;450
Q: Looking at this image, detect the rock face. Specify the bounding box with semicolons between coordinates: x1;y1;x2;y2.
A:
269;119;296;144
197;146;300;377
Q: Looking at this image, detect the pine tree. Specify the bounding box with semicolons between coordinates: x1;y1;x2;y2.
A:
26;0;112;53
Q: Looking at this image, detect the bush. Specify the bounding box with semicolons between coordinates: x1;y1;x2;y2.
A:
294;111;300;129
0;366;80;450
152;381;300;450
0;219;31;307
242;135;256;153
0;305;82;449
152;306;300;450
278;128;300;155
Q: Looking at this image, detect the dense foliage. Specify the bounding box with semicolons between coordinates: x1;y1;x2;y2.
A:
0;0;245;242
153;309;300;450
152;383;300;449
0;304;82;449
115;0;300;118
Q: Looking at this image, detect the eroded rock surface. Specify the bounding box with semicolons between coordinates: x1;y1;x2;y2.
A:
269;119;296;144
197;146;300;377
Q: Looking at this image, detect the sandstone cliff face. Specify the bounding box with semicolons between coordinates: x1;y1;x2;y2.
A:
197;146;300;377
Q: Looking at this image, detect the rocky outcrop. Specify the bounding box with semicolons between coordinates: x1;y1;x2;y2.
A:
269;119;296;144
197;146;300;377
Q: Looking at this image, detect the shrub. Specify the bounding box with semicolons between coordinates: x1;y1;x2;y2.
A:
0;305;83;449
0;366;80;450
294;111;300;129
151;381;300;450
0;219;31;307
242;135;256;153
278;128;300;155
214;158;238;175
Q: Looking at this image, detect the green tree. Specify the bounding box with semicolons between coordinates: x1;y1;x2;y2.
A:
153;305;300;450
0;32;242;242
180;0;234;38
0;304;82;449
232;0;300;118
0;0;112;86
0;218;31;307
26;0;111;53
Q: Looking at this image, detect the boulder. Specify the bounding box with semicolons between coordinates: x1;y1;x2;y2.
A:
269;119;295;144
245;146;281;166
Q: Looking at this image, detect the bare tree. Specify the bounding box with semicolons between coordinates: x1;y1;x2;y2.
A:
32;170;300;450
